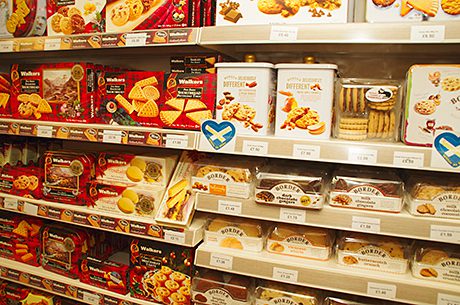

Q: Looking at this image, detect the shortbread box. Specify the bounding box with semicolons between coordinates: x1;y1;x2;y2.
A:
205;216;265;252
275;60;337;139
255;282;320;305
329;168;404;212
336;232;412;274
0;0;46;38
255;162;327;209
403;64;460;147
0;73;12;118
216;55;275;136
267;224;333;260
216;0;352;25
406;174;460;219
412;242;460;285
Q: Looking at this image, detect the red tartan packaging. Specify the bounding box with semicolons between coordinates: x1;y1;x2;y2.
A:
98;70;164;127
160;73;216;130
0;73;12;118
129;239;194;304
10;63;97;123
0;282;31;304
41;151;96;205
0;163;42;199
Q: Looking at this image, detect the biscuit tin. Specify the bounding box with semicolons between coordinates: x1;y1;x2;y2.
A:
275;61;337;139
403;64;460;146
0;0;46;38
255;282;320;305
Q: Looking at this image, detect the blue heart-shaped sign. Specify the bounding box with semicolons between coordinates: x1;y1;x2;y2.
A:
201;120;236;151
434;132;460;168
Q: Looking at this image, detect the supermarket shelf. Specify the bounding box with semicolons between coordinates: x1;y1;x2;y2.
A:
195;244;460;305
196;193;460;244
0;193;205;247
0;258;160;305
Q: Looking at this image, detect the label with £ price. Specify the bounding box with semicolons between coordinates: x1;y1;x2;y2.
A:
272;267;298;283
411;25;445;42
292;144;320;160
348;148;378;164
367;282;397;299
352;216;381;233
242;140;268;155
438;293;460;305
164;230;186;244
165;134;189;148
218;200;242;215
3;197;18;210
102;130;122;144
44;38;61;51
393;151;424;168
82;291;101;305
126;33;147;46
279;208;306;223
430;225;460;243
270;26;298;41
0;40;13;52
37;125;53;138
210;253;233;269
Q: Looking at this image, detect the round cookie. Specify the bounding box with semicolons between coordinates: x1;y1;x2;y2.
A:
420;249;449;264
441;0;460;15
441;76;460;92
257;0;284;14
129;0;144;21
117;197;135;214
68;7;82;17
59;16;73;35
415;100;436;115
122;189;139;204
380;242;405;258
28;175;39;191
126;166;144;182
51;13;63;32
13;175;30;190
111;3;130;26
372;0;396;7
70;14;85;34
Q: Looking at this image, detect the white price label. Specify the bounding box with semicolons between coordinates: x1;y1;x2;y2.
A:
218;200;242;215
0;40;13;52
3;197;18;210
37;125;53;138
166;134;189;149
273;267;298;283
82;291;100;305
438;293;460;305
102;130;122;144
411;25;445;42
164;230;186;244
292;144;320;160
430;225;460;243
24;202;38;215
367;282;397;299
44;38;61;50
210;253;233;269
126;33;147;46
352;216;381;233
242;141;268;155
270;26;298;41
393;151;424;168
348;148;377;164
280;208;306;223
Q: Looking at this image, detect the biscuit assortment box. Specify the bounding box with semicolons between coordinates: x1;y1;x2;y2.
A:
170;55;220;74
403;64;460;146
0;73;12;118
334;78;402;141
329;167;404;213
0;0;46;38
336;232;413;274
0;163;42;199
255;282;321;305
0;282;61;305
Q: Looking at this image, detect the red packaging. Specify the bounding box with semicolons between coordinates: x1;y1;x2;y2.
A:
10;63;97;123
160;73;216;130
0;163;42;199
98;70;164;127
0;282;31;304
0;73;12;118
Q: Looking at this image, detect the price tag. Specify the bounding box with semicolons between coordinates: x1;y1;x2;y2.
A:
393;151;424;167
292;144;320;160
0;40;13;53
411;25;445;42
82;291;101;305
242;140;268;155
44;38;61;51
270;26;298;41
273;267;298;283
430;225;460;243
125;33;147;47
102;130;122;144
37;125;53;138
367;282;397;299
280;208;306;223
164;230;186;244
210;253;233;269
438;293;460;305
348;148;377;164
352;216;381;233
3;197;18;210
218;200;242;215
24;202;38;215
166;134;189;149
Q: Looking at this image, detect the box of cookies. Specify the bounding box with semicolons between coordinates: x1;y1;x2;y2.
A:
333;78;402;142
0;163;42;199
412;241;460;284
275;59;337;139
0;73;12;118
329;167;404;213
255;161;327;209
10;63;98;123
255;282;320;305
336;232;412;274
0;0;46;38
160;73;216;130
46;0;106;36
267;224;334;260
406;174;460;219
403;64;460;146
204;216;265;252
215;55;275;136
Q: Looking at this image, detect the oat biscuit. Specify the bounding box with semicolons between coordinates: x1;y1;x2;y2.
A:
338;117;368;140
441;0;460;14
415;100;436;115
441;76;460;91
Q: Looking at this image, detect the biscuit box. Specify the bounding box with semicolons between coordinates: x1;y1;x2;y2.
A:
160;73;216;130
10;63;98;123
336;232;413;274
129;238;194;304
412;241;460;285
255;282;320;305
0;163;42;199
192;269;254;305
403;64;460;146
98;70;164;127
215;56;275;136
0;73;12;118
0;0;46;38
216;0;352;25
46;0;106;36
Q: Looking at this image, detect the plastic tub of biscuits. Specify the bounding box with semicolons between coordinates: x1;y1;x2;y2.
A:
266;224;334;260
336;232;413;274
255;281;321;305
204;216;265;252
412;241;460;285
329;167;404;213
333;78;402;142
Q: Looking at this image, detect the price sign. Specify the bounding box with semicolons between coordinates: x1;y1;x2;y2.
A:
348;148;377;164
367;282;397;299
102;130;122;144
0;41;13;53
126;33;147;47
272;267;298;283
166;134;189;149
393;151;424;167
24;202;38;215
218;200;242;215
411;25;445;42
270;26;298;41
210;253;233;269
280;208;306;223
292;144;320;160
352;216;381;233
44;38;61;51
242;141;268;155
431;225;460;243
37;125;53;138
82;291;101;305
438;293;460;305
3;197;18;210
164;230;186;244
